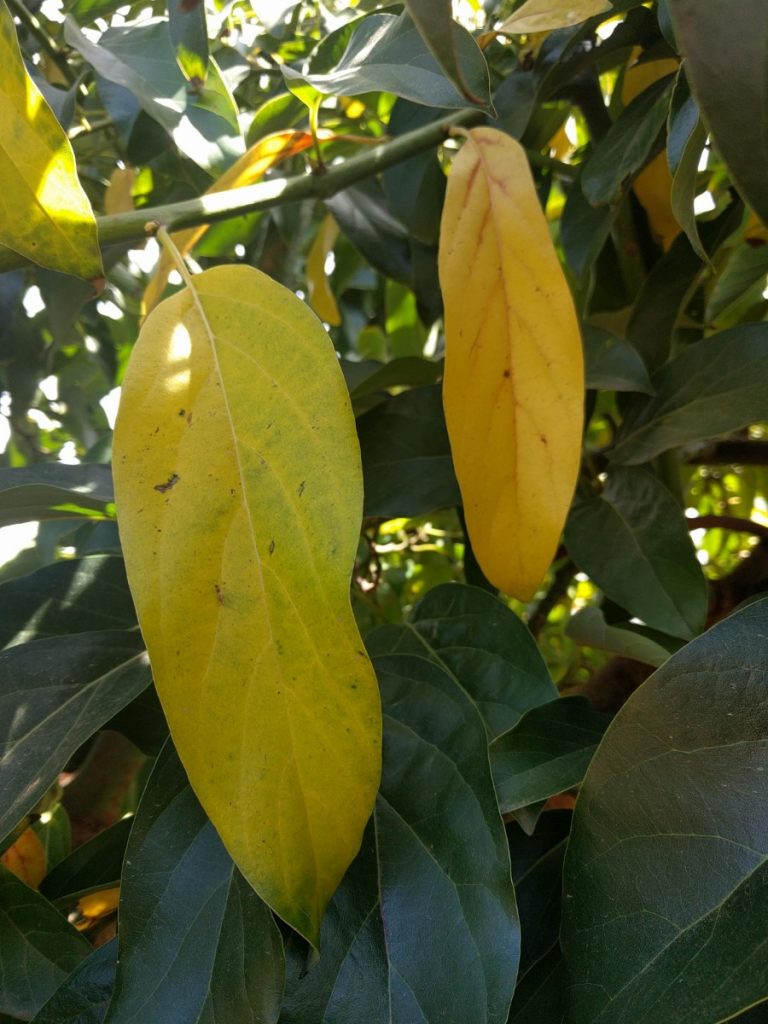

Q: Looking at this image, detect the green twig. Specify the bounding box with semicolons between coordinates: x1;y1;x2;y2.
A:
0;106;487;272
6;0;75;86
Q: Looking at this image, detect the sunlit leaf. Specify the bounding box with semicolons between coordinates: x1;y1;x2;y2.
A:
306;214;340;326
496;0;611;35
0;0;102;279
439;127;584;599
404;0;487;105
113;264;381;944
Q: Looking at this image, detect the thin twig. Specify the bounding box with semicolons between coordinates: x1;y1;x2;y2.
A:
6;0;75;86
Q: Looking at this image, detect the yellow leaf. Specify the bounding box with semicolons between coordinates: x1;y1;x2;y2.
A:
306;214;341;326
104;165;136;215
73;886;121;930
0;827;46;887
439;127;583;600
0;0;102;279
142;130;315;315
113;263;381;944
622;57;681;252
496;0;611;35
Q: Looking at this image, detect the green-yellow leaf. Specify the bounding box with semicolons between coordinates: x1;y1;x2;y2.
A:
113;264;382;944
496;0;611;35
439;127;584;600
0;0;102;280
306;214;341;326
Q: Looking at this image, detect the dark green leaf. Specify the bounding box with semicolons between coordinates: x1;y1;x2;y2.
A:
583;326;654;394
327;178;412;285
0;464;114;526
625;203;742;368
32;803;71;873
403;1;489;106
492;69;538;140
357;384;460;517
103;743;284;1024
341;356;442;401
282;12;492;110
611;324;768;464
168;0;209;85
508;810;571;977
566;606;678;667
367;582;557;738
491;699;610;812
30;939;117;1024
565;467;707;638
41;818;132;904
382;101;447;245
0;865;90;1020
563;597;768;1024
0;555;135;649
582;74;675;206
706;242;768;324
508;948;565;1024
561;180;614;285
105;684;168;756
668;0;768;224
667;70;707;260
0;631;151;843
282;652;520;1024
63;19;240;174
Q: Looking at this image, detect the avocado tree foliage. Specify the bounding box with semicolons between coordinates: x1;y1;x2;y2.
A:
0;0;767;1021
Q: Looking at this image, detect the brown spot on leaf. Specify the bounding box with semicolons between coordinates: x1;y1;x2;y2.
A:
269;540;276;556
154;473;180;493
298;480;306;496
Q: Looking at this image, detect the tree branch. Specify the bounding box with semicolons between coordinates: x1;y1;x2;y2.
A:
0;106;576;274
686;515;768;539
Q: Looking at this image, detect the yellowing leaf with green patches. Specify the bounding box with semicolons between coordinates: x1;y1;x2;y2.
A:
113;264;381;944
0;0;102;280
439;126;583;600
496;0;611;35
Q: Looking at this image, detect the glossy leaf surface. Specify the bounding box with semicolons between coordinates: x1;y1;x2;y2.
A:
439;127;583;598
497;0;610;34
31;940;117;1024
282;652;520;1024
357;384;460;517
0;555;134;649
669;0;768;224
0;631;150;843
0;464;114;526
113;264;381;943
283;12;491;110
367;582;556;739
611;324;768;464
0;865;90;1019
563;597;768;1024
104;744;284;1024
0;0;102;279
565;467;707;638
491;698;609;812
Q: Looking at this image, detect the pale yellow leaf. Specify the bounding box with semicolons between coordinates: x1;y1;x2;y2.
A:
0;0;102;279
496;0;611;35
439;126;584;600
306;214;341;326
113;264;381;943
104;166;136;216
142;130;315;315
